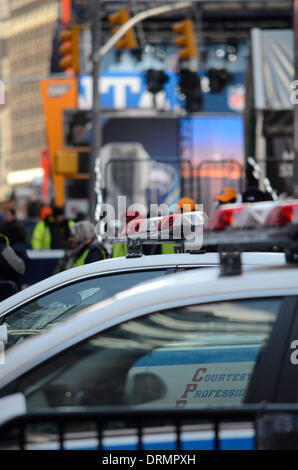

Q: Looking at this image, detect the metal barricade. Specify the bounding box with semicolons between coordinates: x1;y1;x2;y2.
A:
101;156;245;216
103;157;243;213
195;160;245;213
1;404;298;450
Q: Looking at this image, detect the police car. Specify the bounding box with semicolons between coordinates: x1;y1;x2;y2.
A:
0;210;285;349
0;245;297;449
0;206;297;450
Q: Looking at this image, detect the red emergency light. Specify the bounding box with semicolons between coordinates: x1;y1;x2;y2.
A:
206;206;245;231
158;214;181;230
264;202;298;227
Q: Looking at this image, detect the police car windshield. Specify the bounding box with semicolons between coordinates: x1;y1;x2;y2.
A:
3;269;167;348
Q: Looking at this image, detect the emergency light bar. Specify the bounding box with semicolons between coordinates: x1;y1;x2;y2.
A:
122;211;205;238
119;211;206;256
203;223;298;275
204;224;298;250
206;200;298;231
203;201;298;274
123;212;202;236
231;201;276;229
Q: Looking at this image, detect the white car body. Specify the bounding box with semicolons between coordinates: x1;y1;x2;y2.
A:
0;251;285;320
0;259;297;450
0;259;295;390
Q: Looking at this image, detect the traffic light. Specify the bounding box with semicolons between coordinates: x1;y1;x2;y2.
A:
178;69;203;112
172;19;198;61
207;68;234;93
55;150;79;175
59;27;80;73
108;8;137;50
145;69;169;94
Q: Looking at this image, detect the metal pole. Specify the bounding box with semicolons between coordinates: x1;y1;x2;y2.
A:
90;0;101;222
96;2;192;59
251;28;266;192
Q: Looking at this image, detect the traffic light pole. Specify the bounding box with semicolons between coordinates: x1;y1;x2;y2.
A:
96;2;192;60
90;0;102;221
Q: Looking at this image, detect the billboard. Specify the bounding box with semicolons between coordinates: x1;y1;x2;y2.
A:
101;117;181;207
180;115;245;212
180;115;244;167
78;71;245;114
63;111;181;207
63;110;245;210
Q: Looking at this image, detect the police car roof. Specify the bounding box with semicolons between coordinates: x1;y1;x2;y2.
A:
1;259;296;389
0;251;285;317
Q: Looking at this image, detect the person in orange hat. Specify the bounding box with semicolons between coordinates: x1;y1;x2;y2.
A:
209;187;239;216
177;197;196;213
40;205;53;221
216;187;237;205
31;206;74;250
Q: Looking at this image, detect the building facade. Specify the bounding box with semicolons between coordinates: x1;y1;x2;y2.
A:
0;0;59;202
0;0;11;201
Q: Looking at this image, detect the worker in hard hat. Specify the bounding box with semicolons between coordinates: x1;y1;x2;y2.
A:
216;187;238;205
209;187;239;215
161;197;196;255
31;206;74;250
177;197;196;212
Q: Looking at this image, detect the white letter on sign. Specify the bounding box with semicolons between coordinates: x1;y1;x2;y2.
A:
101;77;141;109
290;340;298;365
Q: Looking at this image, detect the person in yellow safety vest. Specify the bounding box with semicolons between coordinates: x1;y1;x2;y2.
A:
112;242;128;258
161;197;196;255
55;221;108;272
32;206;75;250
